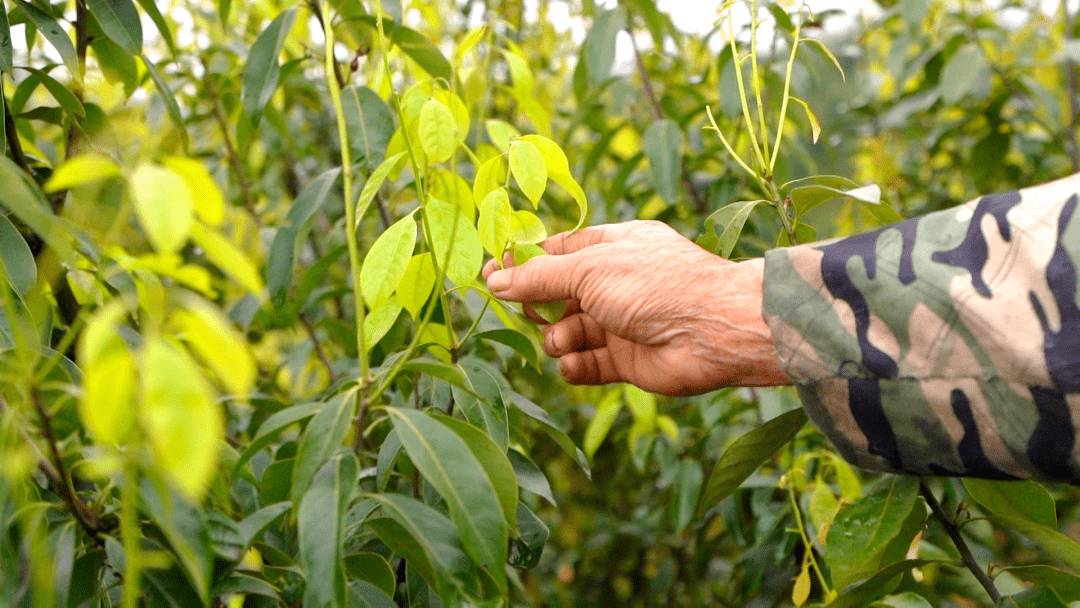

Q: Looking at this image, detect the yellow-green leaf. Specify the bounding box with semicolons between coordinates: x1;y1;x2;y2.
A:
478;188;511;258
172;297;255;396
43;153;120;192
365;297;403;351
485;119;520;155
790;97;821;144
473;155;507;204
584;390;622;458
426;197;483;287
623;385;656;428
520;134;588;228
139;337;224;500
162;157;225;226
361;213;417;309
418;98;457;163
508;210;546;245
456;24;487;59
190;223;263;295
792;561;811;606
397;253;436;319
656;415;679;442
428;170;476;223
78;302;136;445
131;164;194;254
509;140;547;207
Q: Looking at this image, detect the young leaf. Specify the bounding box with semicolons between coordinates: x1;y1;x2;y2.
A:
477;188;510;259
802;38;845;81
699;409;806;514
78;303;136;445
396;253;436;318
385;407;509;584
298;452;357;608
642;118;683;204
163;156;225;226
584;390;622;459
356;152;407;227
428;170;476;222
242;7;298;127
473;155;508;203
789;96;821;143
364;298;403;351
190;223;264;294
517;135;587;228
170;297;255;396
389;26;453;82
139;337;224;501
426;197;483;286
418;98;457;163
361;213;417;309
131;163;195;255
485;120;520;154
456;24;487;60
509;140;547;207
86;0;142;53
508;210;547;245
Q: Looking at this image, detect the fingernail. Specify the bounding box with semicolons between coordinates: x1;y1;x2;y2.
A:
487;270;511;293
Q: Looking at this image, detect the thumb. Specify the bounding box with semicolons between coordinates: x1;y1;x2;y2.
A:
485;253;583;303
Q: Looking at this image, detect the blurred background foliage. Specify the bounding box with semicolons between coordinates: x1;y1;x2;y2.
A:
2;0;1080;606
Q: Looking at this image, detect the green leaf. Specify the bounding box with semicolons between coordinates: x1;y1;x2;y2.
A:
140;480;214;603
825;477;920;590
45;153;120;192
789;184;881;219
386;407;509;584
134;0;175;53
434;414;519;533
671;459;704;533
236;502;291;550
141;54;186;136
163;156;225;226
397;253;436;318
233;402;319;473
789;96;821;143
508;503;549;570
508;448;555;505
291;393;355;509
364;298;403;351
139;337;224;501
995;516;1080;571
827;560;948;608
361;213;417;309
1005;566;1080;602
22;67;84;117
13;0;77;75
510;140;548;207
0;214;35;296
698;409;806;514
452;361;509;450
509;210;547;245
518;134;588;229
478;188;511;258
474;329;539;370
704;200;765;259
267;168;340;300
485;119;519;154
242;7;298;127
389;25;453;81
190;223;264;294
963;479;1056;528
940;44;989;104
473;154;508;205
0;5;12;73
506;391;591;478
86;0;142;53
802;38;845;81
400;358;469;390
130;163;194;254
376;429;402;492
419;98;458;164
299;452;357;608
584;390;622;459
342;86;395;169
426;197;483;286
642;118;683;204
344;553;397;598
584;6;626;87
356;151;407;225
364;493;477;597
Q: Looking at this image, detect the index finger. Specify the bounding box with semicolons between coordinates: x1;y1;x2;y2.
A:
541;223;638;255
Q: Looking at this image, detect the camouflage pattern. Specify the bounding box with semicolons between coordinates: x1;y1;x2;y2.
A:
762;173;1080;482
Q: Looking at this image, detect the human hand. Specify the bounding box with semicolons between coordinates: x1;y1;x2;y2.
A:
482;220;791;395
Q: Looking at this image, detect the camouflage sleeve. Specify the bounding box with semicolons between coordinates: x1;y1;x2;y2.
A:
762;173;1080;482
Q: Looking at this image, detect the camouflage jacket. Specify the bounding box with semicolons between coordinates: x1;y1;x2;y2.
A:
762;173;1080;482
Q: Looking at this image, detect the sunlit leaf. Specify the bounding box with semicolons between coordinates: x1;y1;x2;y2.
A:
171;297;255;396
130;164;194;254
162;157;225;226
426;197;483;286
86;0;142;53
419;98;458;164
509;140;547;207
190;223;264;295
361;213;417;309
397;253;436;318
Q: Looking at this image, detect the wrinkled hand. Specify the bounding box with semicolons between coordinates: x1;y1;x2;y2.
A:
482;220;790;395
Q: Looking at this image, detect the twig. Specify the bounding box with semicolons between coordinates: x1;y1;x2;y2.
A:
626;25;706;213
352;391;369;453
32;391;105;540
375;193;392;229
3;83;31;175
203;69;262;227
300;314;337;382
919;481;1001;604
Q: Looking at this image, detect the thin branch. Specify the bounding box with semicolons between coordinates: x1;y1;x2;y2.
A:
300;314;337;383
352;391;370;453
376;193;392;229
203;69;262;227
919;481;1001;604
33;391;107;540
626;25;706;212
3;83;31;175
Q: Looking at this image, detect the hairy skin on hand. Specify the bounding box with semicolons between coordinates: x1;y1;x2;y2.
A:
484;220;791;395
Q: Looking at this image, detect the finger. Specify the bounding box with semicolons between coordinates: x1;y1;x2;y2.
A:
521;303;548;325
543;314;606;357
486;253;583;303
541;222;640;255
482;251;517;280
558;348;623;385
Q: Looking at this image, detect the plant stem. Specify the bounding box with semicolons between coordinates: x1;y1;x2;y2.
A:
32;391;103;539
919;481;1001;604
320;1;368;388
726;9;769;173
769;8;802;173
120;464;141;608
788;485;834;602
205;70;262;226
301;314;337;383
748;0;771;164
3;83;32;176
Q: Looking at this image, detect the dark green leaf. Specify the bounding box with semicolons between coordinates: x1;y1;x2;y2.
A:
390;26;452;82
386;407;508;586
0;5;12;73
0;157;74;262
342;85;395;169
0;213;35;296
22;67;84;117
242;7;298;127
506;391;592;478
234;401;321;473
642;118;683;204
826;477;920;590
584;6;626;87
475;329;539;370
91;37;138;97
267;168;340;300
141;54;186;137
298;452;358;608
291;393;355;509
13;0;77;74
236;502;291;550
1005;565;1080;602
344;553;397;597
140;480;213;603
671;459;704;534
964;479;1056;528
213;574;282;600
349;580;397;608
434;413;519;533
995;516;1080;571
86;0;142;53
508;503;549;570
455;361;509;451
698;409;806;514
134;0;175;53
827;560;949;608
508;448;555;505
376;428;403;492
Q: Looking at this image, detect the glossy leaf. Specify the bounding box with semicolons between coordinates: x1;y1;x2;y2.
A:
827;560;947;607
13;0;77;75
364;298;403;351
474;329;539;370
826;477;920;590
964;479;1057;528
344;554;397;598
510;140;547;207
86;0;142;53
699;409;806;514
291;393;355;508
435;414;519;533
242;7;298;126
452;363;509;451
508;210;547;245
22;67;84;117
508;503;549;569
1006;565;1080;602
390;26;453;82
508;448;555;505
361;213;417;309
0;5;11;73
